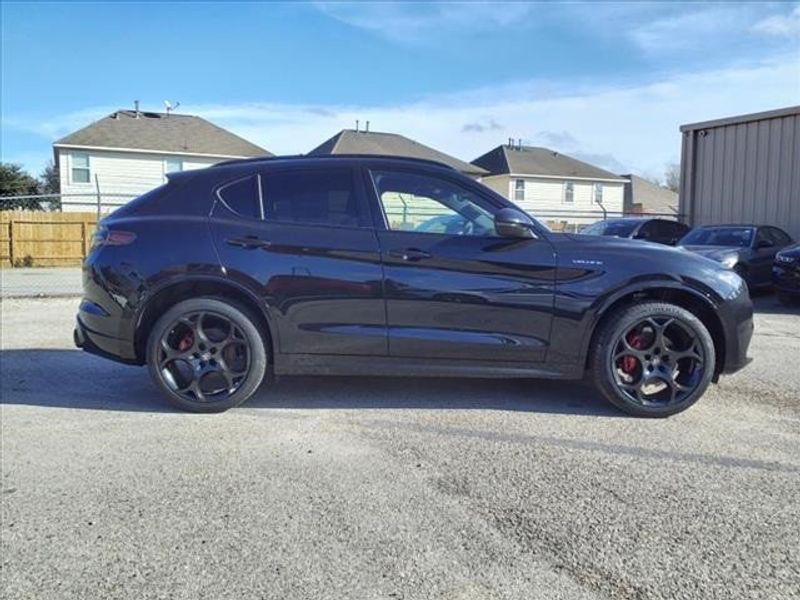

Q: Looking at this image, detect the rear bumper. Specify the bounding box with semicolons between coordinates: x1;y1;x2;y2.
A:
74;299;139;365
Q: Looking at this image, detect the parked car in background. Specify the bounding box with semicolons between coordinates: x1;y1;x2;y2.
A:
581;218;690;246
678;225;793;289
773;243;800;305
74;155;754;418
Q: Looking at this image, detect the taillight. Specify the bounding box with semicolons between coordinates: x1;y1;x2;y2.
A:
90;226;136;250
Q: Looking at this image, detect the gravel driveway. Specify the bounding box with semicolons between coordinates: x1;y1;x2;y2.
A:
1;296;799;599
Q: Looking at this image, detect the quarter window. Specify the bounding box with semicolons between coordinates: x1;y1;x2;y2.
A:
71;152;90;184
217;174;263;219
564;181;575;203
263;169;364;227
370;170;497;237
514;179;525;202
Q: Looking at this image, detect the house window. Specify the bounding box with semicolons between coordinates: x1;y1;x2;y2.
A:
71;152;90;184
563;181;574;203
165;158;184;173
514;179;525;202
594;183;603;204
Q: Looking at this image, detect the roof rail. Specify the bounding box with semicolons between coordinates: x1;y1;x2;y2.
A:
211;153;457;171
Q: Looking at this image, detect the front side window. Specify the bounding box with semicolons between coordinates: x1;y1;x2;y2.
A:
564;181;574;203
263;168;364;227
514;179;525;202
217;174;262;219
371;170;496;237
165;158;184;173
594;183;603;204
71;152;90;184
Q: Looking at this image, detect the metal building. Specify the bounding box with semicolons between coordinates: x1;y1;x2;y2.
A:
679;105;800;240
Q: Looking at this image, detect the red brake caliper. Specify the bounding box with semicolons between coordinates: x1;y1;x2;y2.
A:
178;333;193;352
622;331;641;374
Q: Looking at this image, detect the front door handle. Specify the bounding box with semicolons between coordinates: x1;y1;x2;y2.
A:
226;235;272;250
388;248;431;262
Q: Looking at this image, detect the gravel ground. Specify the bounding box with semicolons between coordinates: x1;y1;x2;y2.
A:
1;296;799;599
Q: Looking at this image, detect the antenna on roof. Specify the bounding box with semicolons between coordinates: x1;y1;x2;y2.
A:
517;138;522;150
164;100;181;116
365;120;370;132
355;119;360;132
134;100;140;118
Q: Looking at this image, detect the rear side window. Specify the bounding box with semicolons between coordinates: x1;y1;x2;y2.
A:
262;169;365;227
217;174;262;219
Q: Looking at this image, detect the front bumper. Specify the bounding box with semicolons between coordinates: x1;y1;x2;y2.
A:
773;261;800;296
716;287;754;375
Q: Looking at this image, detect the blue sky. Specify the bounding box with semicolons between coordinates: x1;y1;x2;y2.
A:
2;1;799;180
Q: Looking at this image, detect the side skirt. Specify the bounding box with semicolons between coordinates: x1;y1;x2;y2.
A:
274;353;583;380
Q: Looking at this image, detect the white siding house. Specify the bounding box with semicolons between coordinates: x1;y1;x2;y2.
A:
54;109;270;212
472;145;627;231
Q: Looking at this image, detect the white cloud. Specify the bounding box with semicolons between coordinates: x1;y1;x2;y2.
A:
6;55;799;179
753;5;800;37
313;1;536;43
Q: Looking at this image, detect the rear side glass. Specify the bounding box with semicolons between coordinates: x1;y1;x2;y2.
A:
217;175;262;219
262;169;365;227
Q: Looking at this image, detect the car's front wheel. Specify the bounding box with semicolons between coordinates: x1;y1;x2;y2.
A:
590;302;715;417
146;297;268;412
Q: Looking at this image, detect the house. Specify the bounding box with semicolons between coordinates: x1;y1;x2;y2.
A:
308;128;488;178
472;143;627;231
680;105;800;240
54;107;270;211
621;174;679;217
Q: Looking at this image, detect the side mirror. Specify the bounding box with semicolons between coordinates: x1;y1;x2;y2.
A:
757;239;775;249
495;207;536;239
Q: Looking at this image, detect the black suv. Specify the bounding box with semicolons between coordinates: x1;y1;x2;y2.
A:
75;155;753;417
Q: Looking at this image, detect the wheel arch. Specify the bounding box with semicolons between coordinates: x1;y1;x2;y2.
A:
133;276;276;364
583;284;726;379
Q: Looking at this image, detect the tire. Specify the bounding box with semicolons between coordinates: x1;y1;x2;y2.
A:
146;297;268;413
590;302;715;418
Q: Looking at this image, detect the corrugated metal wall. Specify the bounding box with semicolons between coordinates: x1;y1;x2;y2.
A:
680;107;800;240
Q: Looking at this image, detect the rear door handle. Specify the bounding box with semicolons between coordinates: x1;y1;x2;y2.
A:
387;248;431;262
226;235;272;250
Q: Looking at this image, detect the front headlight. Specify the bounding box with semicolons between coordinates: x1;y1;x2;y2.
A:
719;254;739;269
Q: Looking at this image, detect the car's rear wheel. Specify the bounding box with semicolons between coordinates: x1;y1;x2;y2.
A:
146;297;268;412
590;302;715;417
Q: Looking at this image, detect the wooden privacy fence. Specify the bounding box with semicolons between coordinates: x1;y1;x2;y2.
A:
0;211;98;268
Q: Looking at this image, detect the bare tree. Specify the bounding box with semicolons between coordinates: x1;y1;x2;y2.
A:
664;162;680;194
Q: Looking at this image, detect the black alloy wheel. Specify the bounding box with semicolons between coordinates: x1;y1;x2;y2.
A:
591;302;715;417
147;298;268;412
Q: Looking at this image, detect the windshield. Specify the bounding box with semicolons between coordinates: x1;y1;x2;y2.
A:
582;220;640;237
680;227;753;247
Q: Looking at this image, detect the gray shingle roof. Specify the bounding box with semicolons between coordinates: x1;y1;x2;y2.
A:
308;129;488;176
472;145;625;181
54;110;271;157
623;174;679;214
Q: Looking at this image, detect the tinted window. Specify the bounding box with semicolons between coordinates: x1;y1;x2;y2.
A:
766;227;792;246
583;220;640;237
217;174;262;219
681;227;753;247
263;169;364;227
371;170;497;237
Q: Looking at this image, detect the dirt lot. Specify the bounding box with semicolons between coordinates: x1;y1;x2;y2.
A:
1;295;799;599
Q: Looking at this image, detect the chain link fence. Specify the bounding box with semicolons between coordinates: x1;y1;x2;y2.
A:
0;191;684;298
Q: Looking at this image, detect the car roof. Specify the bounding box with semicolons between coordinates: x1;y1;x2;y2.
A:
210;153;459;172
